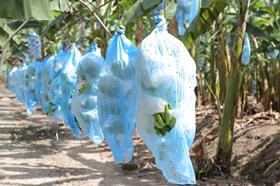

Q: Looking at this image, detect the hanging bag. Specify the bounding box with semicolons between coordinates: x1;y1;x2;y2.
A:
71;44;104;144
136;15;197;184
40;55;56;114
175;0;200;36
98;27;138;163
241;33;251;65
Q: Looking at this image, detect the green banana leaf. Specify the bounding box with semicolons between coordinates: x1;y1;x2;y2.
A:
41;12;72;40
123;0;177;24
183;0;229;47
0;19;21;46
123;0;162;24
0;29;7;46
0;0;54;20
49;0;71;12
165;0;177;20
8;20;46;30
246;23;274;41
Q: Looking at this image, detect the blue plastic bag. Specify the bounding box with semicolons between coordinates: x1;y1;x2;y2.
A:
14;66;26;102
59;45;83;139
28;32;42;60
241;33;251;65
47;47;68;121
7;67;18;92
71;44;104;144
34;59;47;106
98;28;138;163
136;16;197;184
40;55;56;114
19;58;37;115
175;0;200;36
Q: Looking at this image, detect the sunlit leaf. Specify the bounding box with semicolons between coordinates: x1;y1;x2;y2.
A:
183;0;229;47
123;0;162;24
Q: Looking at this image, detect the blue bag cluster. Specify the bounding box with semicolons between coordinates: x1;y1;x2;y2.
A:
175;0;200;36
241;33;251;65
98;27;138;163
136;16;197;184
8;18;197;184
71;43;104;144
9;33;43;115
9;42;84;139
9;58;36;115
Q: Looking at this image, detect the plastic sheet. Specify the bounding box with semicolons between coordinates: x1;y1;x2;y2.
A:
175;0;200;36
241;33;251;65
28;32;42;60
11;60;33;112
40;55;56;114
34;59;47;106
7;66;18;92
71;44;104;144
24;61;37;115
7;55;40;115
98;28;138;163
59;45;83;139
136;16;197;184
47;48;67;121
14;66;26;102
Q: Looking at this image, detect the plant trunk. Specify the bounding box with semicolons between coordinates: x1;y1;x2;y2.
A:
216;18;228;104
216;0;250;173
135;18;143;46
216;67;241;173
210;37;217;103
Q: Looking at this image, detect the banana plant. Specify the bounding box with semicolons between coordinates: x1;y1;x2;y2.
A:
216;0;251;173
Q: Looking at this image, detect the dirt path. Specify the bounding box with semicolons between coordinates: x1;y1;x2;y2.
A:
1;86;279;186
0;87;170;186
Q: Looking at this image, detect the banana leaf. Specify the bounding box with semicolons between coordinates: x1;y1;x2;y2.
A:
123;0;162;24
0;19;21;46
0;0;54;20
183;0;229;47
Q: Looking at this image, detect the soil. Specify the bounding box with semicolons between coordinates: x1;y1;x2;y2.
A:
193;105;280;185
0;86;279;186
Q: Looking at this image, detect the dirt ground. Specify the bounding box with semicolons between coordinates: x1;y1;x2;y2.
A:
0;86;279;186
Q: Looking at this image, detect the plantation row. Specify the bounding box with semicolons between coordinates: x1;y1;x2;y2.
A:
7;16;197;185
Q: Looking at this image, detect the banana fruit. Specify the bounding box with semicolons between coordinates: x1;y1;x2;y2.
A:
78;82;89;95
153;104;176;136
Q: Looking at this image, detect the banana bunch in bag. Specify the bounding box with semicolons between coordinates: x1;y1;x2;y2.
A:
71;43;104;144
136;15;197;185
40;55;56;114
153;104;176;136
98;27;138;163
